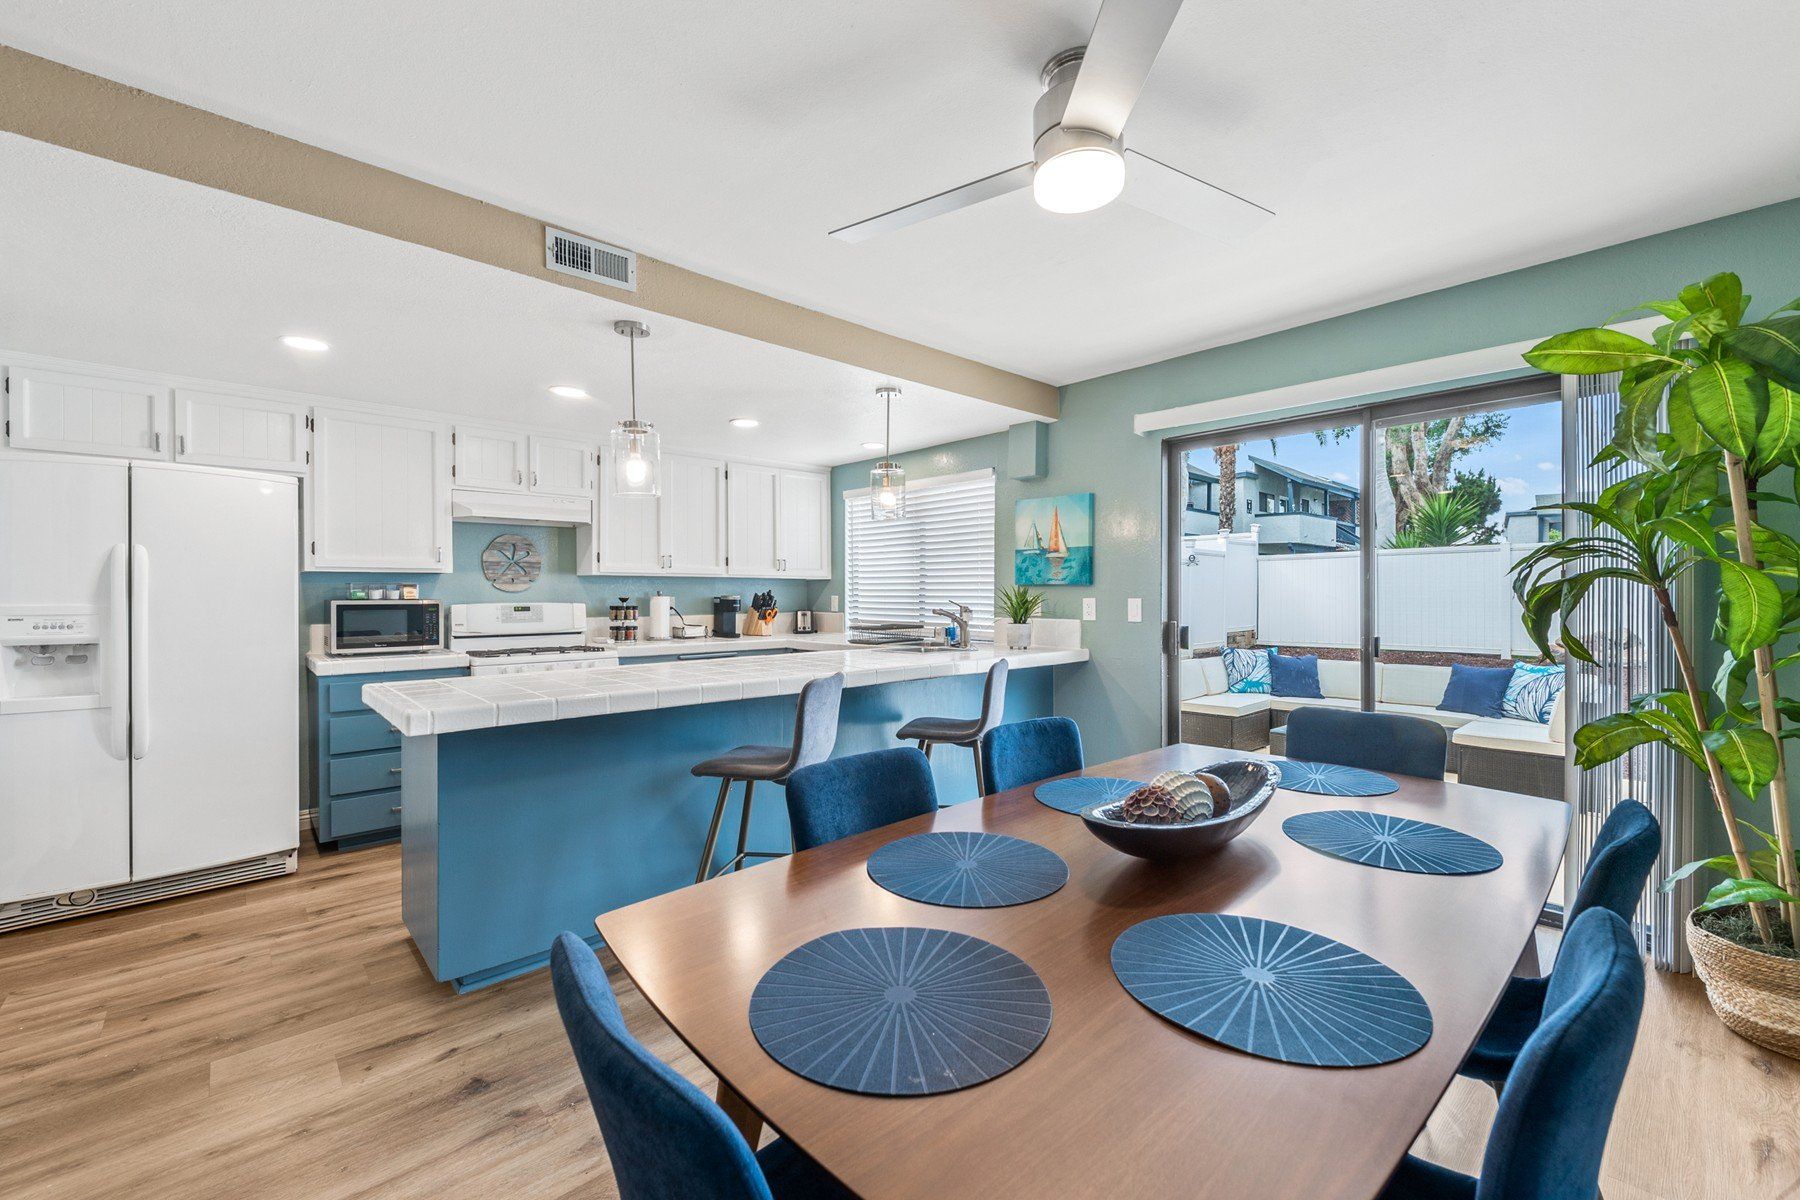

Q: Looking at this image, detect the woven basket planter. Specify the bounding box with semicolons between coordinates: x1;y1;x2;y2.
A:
1687;906;1800;1059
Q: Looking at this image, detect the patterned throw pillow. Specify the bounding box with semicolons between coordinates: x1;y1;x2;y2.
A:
1222;646;1275;694
1504;663;1564;724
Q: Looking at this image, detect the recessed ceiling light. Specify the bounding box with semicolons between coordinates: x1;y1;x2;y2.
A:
549;385;591;400
862;441;883;451
279;335;330;353
730;417;760;429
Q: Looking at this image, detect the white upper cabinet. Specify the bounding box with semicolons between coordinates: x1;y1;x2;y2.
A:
452;425;528;492
307;407;450;572
589;448;664;575
174;388;308;473
529;435;594;497
776;469;831;578
5;366;170;459
726;463;781;577
662;453;727;574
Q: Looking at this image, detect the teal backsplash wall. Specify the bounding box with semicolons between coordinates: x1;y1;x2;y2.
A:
828;197;1800;776
301;520;815;628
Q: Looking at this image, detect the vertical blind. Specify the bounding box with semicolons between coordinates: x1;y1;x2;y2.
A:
1564;371;1696;971
844;470;997;637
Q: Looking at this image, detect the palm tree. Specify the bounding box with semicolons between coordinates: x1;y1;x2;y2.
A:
1214;444;1238;533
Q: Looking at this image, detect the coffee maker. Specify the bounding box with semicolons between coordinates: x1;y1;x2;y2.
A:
712;595;741;639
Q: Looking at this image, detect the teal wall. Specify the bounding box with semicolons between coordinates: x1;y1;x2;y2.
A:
302;520;813;628
826;198;1800;775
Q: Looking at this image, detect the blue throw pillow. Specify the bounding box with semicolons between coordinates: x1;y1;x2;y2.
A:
1222;646;1274;694
1269;652;1323;699
1504;663;1564;724
1438;663;1514;718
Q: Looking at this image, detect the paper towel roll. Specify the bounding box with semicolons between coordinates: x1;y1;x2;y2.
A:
646;594;674;640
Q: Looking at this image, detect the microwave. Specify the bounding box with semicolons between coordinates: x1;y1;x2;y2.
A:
327;599;445;656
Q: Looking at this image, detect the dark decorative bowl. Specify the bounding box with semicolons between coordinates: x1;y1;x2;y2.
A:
1080;760;1281;863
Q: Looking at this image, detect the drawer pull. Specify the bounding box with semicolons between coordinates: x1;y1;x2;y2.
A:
389;766;403;774
390;806;402;814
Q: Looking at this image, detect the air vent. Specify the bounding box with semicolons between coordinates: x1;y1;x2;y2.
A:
545;227;637;291
0;851;295;934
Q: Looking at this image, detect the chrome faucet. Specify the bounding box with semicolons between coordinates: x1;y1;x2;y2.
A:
931;603;972;648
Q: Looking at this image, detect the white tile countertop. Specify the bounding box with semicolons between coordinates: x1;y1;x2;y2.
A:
361;644;1090;736
306;649;473;676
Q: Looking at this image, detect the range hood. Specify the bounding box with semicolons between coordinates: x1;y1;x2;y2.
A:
451;490;593;527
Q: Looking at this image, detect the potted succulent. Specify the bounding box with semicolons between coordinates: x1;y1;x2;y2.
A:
997;585;1047;650
1514;272;1800;1055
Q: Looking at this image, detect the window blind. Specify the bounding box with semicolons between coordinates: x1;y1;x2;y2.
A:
845;470;996;637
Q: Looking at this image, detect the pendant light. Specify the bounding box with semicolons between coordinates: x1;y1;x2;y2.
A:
870;385;905;520
609;319;661;497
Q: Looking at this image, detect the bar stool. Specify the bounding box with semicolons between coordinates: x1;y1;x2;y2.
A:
894;659;1008;797
691;672;844;883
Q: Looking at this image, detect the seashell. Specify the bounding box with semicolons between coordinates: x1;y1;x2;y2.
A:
1142;770;1231;822
1119;784;1182;825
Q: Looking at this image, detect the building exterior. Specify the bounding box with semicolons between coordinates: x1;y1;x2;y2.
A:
1185;455;1360;553
1504;493;1563;543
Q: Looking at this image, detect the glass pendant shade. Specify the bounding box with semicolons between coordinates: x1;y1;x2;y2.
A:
610;419;661;497
871;460;906;520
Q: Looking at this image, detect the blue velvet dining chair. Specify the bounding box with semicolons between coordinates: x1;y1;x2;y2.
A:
783;746;939;852
1461;799;1660;1086
980;716;1084;795
1284;706;1447;780
1379;908;1644;1200
549;933;854;1200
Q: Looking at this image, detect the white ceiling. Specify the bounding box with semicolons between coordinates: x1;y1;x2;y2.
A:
0;133;1023;466
4;1;1798;387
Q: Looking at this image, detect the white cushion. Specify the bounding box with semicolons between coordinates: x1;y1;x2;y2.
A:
1548;692;1566;743
1178;655;1230;700
1380;664;1450;708
1181;693;1270;717
1453;717;1564;757
1269;693;1361;714
1316;659;1362;701
1379;701;1476;730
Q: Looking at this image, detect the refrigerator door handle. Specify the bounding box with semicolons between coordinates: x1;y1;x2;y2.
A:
131;543;150;760
108;543;131;760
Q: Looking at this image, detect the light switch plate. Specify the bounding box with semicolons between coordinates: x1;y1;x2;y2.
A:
1082;597;1097;621
829;595;840;612
1127;598;1143;623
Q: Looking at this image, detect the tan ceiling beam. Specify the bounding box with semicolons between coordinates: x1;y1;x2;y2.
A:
0;45;1058;419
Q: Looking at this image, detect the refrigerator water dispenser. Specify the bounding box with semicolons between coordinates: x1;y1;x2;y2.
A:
0;608;105;714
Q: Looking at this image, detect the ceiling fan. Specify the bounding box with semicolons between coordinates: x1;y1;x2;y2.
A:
829;0;1273;244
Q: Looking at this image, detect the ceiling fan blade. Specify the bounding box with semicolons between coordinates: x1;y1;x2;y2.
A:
829;164;1033;242
1061;0;1185;141
1121;148;1273;242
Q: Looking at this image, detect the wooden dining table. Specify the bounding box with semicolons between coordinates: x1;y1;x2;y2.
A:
596;742;1570;1200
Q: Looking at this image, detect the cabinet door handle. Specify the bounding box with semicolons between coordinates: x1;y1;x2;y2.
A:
389;766;403;774
177;434;186;457
152;431;162;452
532;471;539;488
390;806;402;814
516;468;523;485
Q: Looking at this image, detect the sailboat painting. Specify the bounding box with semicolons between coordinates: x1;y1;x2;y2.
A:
1014;493;1094;586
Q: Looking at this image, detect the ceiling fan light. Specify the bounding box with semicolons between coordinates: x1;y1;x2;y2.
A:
1032;145;1125;214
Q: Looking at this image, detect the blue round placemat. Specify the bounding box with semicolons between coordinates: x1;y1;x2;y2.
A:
1111;913;1432;1067
749;927;1052;1095
1034;775;1140;813
868;832;1068;908
1277;760;1399;797
1282;809;1503;875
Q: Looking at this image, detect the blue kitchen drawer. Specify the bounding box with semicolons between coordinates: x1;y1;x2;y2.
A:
329;711;402;755
330;749;403;797
326;790;404;841
326;678;379;714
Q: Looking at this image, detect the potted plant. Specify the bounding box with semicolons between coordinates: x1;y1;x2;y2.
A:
997;585;1046;650
1514;272;1800;1055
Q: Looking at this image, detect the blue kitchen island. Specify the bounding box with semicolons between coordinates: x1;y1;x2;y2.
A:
363;644;1088;991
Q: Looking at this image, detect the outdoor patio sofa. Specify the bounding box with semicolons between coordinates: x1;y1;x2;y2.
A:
1178;655;1565;800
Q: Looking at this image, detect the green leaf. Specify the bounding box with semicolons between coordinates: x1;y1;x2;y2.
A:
1611;368;1678;466
1665;379;1705;455
1647;511;1718;557
1749;522;1800;578
1698;876;1800;913
1607;298;1689;324
1701;726;1780;793
1574;713;1664;768
1754;379;1800;469
1680;272;1747;328
1717;560;1782;656
1678;356;1766;457
1772;296;1800;316
1524;328;1684;375
1723;315;1800;391
1663;854;1751;892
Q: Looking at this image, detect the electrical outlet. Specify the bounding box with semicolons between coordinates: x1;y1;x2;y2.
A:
1082;597;1097;621
1127;598;1143;623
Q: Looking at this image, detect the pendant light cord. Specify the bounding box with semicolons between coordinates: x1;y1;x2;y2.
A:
628;333;639;423
885;394;892;457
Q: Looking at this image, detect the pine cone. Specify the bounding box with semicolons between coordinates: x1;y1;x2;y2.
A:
1119;784;1183;825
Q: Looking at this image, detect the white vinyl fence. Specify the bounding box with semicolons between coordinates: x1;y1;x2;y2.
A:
1182;538;1552;658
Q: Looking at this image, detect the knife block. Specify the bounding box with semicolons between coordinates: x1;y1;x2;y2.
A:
743;611;777;636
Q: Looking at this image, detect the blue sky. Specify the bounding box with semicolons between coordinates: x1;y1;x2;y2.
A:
1207;399;1562;519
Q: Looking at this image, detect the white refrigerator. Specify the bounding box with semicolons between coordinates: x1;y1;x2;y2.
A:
0;452;298;929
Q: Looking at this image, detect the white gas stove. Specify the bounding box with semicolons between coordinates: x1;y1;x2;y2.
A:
450;602;619;676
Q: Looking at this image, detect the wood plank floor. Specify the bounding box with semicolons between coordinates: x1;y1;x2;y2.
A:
1;840;1795;1199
